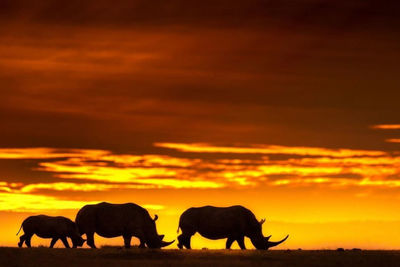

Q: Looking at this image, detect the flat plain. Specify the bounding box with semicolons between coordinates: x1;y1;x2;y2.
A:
1;247;400;267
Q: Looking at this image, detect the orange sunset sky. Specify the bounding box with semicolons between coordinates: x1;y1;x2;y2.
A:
1;0;400;249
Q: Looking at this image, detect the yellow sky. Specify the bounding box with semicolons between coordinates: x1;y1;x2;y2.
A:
2;138;400;249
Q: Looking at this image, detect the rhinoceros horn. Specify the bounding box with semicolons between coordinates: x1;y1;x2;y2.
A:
161;240;175;247
265;235;289;249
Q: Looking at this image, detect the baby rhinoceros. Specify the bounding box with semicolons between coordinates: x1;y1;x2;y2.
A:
16;215;86;248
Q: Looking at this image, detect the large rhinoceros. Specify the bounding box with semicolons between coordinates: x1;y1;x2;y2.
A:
16;215;86;248
75;202;174;248
177;205;288;250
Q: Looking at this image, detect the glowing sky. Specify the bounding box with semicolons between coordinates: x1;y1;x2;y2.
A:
1;0;400;249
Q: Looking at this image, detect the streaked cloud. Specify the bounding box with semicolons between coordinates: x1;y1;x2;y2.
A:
0;148;225;189
155;142;386;157
0;191;164;212
1;144;400;193
0;148;108;159
0;192;96;212
386;139;400;143
19;182;148;192
285;156;400;165
372;124;400;130
38;161;223;188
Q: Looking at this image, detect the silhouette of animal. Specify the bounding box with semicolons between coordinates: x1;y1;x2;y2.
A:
177;205;288;250
75;202;174;248
16;215;86;248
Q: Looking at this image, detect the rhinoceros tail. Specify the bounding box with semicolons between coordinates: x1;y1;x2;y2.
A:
16;224;23;236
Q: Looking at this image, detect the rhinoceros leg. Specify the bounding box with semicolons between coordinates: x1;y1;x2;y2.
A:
226;237;235;249
185;236;192;249
177;234;191;249
237;236;246;250
123;235;132;248
177;232;193;249
138;238;146;248
86;232;96;248
177;234;184;249
25;234;33;248
60;237;70;248
50;238;59;248
18;235;26;247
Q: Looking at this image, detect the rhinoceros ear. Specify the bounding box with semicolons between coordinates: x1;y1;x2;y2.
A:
153;215;158;221
259;218;266;225
158;234;165;240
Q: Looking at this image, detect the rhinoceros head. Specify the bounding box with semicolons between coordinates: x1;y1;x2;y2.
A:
250;218;289;250
71;235;86;248
145;215;175;248
146;233;175;248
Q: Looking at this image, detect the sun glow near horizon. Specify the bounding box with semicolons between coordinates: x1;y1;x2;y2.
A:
1;140;400;248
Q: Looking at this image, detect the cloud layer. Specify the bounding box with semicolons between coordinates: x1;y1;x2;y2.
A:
1;140;400;212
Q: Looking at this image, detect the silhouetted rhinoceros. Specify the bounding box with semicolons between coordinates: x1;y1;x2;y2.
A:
16;215;86;248
177;205;288;250
75;202;174;248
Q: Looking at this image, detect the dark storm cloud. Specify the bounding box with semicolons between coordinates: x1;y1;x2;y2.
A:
1;0;400;31
0;0;400;153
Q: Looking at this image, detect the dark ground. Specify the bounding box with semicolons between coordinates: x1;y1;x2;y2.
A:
1;247;400;267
